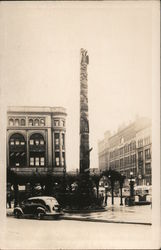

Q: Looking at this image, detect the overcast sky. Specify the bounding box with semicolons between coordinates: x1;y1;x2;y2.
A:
0;1;157;170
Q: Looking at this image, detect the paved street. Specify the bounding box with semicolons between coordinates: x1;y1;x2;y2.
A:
6;197;152;225
3;197;157;249
0;217;157;249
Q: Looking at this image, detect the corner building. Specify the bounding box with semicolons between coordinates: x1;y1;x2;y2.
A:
7;106;67;173
98;117;152;186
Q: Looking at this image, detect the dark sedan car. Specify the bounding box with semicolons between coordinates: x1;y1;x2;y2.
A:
13;196;63;219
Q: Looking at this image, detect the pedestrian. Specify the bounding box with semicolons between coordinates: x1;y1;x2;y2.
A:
7;193;11;208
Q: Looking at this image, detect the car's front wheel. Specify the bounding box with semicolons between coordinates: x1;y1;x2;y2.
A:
36;211;45;220
14;210;22;219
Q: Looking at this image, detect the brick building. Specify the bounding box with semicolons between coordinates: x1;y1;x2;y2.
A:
98;117;152;185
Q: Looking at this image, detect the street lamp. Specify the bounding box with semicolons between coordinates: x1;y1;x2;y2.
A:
108;174;114;205
119;174;125;206
63;167;66;192
128;171;135;206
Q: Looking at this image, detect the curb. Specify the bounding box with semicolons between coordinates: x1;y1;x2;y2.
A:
62;216;152;226
6;213;152;226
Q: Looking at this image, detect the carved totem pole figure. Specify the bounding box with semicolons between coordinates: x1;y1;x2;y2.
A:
80;49;90;174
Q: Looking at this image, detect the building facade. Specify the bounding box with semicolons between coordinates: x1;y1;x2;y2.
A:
98;117;152;185
7;106;67;173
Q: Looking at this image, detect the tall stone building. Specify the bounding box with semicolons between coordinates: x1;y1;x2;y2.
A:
98;117;152;185
7;106;67;173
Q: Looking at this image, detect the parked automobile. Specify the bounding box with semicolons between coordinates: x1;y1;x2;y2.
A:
13;196;63;219
134;185;152;205
125;185;152;206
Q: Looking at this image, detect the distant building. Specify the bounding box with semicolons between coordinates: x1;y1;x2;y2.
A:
7;106;67;174
98;117;152;185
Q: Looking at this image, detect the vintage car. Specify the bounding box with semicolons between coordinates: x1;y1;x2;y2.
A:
125;185;152;206
13;196;63;219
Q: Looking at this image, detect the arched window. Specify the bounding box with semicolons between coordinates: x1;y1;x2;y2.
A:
29;133;45;167
21;119;26;126
29;119;33;126
34;119;39;126
40;119;45;126
9;133;26;167
54;120;59;126
15;119;19;126
9;119;14;126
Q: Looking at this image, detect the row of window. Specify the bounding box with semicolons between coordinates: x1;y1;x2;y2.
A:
9;152;66;167
9;133;65;167
110;151;151;169
55;152;65;166
120;168;137;178
138;149;151;161
9;133;65;147
30;157;45;166
55;133;65;146
110;142;136;158
111;163;151;177
53;119;65;127
110;145;151;160
138;137;151;147
145;163;151;175
9;118;46;127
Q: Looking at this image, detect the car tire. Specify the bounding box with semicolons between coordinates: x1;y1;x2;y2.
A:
36;211;45;220
14;210;22;219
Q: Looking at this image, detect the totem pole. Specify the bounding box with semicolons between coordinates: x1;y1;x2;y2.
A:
80;48;92;174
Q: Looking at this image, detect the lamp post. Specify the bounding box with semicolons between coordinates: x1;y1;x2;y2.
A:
119;175;125;206
63;167;66;192
108;174;114;205
128;171;135;206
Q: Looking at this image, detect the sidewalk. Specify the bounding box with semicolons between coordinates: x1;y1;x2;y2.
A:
6;198;152;225
63;197;152;225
